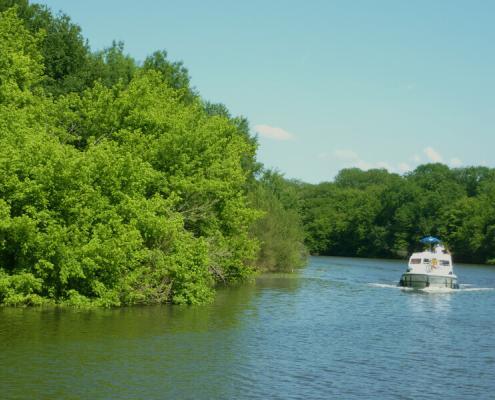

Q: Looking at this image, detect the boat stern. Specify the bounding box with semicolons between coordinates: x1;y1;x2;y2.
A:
398;273;458;289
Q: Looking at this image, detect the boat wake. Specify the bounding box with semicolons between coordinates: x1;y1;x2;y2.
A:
420;287;458;293
368;283;405;289
368;283;494;293
456;287;494;292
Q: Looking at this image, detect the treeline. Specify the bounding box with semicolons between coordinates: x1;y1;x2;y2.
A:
299;165;495;264
2;1;493;307
0;2;306;306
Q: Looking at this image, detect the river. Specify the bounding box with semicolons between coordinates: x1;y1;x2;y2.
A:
1;256;494;399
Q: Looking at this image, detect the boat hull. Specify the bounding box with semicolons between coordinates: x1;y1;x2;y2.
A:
398;273;459;289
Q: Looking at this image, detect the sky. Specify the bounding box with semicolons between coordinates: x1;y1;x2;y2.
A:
38;0;495;183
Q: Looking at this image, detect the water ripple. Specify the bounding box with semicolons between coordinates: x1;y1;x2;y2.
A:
1;257;494;399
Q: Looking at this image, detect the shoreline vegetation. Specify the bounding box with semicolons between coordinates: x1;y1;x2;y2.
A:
1;1;494;307
0;2;306;307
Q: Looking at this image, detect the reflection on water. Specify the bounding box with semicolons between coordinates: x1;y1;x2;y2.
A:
404;291;453;315
1;257;494;399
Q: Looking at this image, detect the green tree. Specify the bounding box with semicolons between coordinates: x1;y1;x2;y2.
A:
0;8;282;307
143;50;191;93
0;0;91;95
249;171;307;272
300;163;495;264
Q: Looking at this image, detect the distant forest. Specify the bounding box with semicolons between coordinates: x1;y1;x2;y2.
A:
0;1;493;307
297;165;495;264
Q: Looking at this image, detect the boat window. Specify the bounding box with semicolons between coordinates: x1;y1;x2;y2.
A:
410;258;421;264
439;260;450;266
423;258;430;264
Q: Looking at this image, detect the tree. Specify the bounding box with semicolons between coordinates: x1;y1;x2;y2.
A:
143;50;191;93
0;0;91;95
249;171;307;271
300;163;495;263
0;7;286;307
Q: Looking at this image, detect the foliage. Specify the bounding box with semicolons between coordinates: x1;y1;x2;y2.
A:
0;1;197;98
143;50;193;100
0;5;306;307
0;0;90;95
248;171;307;272
85;41;137;89
300;165;495;263
0;6;44;104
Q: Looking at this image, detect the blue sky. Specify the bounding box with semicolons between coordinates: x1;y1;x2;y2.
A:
38;0;494;183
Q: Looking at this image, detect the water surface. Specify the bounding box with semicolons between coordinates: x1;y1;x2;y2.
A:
1;257;494;399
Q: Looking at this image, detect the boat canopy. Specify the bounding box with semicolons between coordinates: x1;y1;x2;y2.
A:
420;236;441;244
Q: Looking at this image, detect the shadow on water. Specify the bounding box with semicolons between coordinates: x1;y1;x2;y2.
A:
0;282;259;343
0;272;304;344
0;271;305;400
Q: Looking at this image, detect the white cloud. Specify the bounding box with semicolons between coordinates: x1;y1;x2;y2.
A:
376;161;392;170
334;149;359;161
424;146;443;163
255;124;294;141
355;160;372;170
450;157;462;167
354;159;391;171
324;147;456;176
332;149;393;172
398;162;412;173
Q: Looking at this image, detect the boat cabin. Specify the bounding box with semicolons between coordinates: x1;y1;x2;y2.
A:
407;244;454;275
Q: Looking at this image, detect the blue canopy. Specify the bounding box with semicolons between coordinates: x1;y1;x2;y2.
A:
420;236;441;244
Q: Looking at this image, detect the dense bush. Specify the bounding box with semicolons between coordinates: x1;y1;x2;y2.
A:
0;5;307;307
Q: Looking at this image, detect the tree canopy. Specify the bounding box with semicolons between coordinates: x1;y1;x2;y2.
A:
300;166;495;264
0;4;307;307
